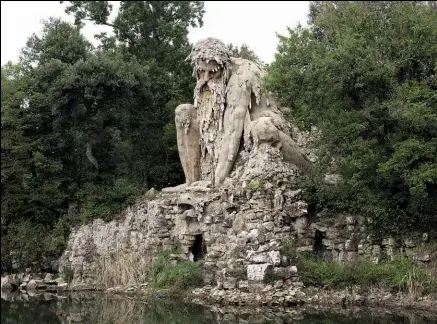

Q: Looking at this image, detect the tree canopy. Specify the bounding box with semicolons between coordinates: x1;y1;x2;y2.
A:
265;1;437;237
1;1;205;273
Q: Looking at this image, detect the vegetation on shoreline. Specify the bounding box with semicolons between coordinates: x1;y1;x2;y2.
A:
149;250;204;292
281;238;437;297
299;255;437;296
93;247;204;294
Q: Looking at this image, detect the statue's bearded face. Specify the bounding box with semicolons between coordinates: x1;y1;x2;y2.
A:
196;59;223;91
193;58;227;117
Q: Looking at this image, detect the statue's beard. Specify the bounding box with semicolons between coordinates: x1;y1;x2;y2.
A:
194;78;227;164
194;77;227;132
194;78;226;108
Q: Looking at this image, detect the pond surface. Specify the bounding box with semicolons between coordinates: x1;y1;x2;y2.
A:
1;291;436;324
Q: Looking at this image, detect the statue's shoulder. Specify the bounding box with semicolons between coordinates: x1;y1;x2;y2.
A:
226;58;265;104
227;57;265;88
229;57;265;77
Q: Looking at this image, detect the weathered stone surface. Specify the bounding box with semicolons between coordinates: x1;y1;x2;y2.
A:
52;36;434;298
43;273;53;283
223;277;237;290
22;274;31;283
26;280;39;291
175;37;312;188
247;264;273;281
1;276;13;291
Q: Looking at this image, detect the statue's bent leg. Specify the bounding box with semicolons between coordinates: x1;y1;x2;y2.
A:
175;104;201;185
251;117;312;172
278;131;312;172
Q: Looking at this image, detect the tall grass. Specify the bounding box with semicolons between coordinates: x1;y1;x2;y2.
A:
94;252;150;288
93;248;204;293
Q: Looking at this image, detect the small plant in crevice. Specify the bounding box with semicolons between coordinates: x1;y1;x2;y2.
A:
247;179;266;191
280;237;299;265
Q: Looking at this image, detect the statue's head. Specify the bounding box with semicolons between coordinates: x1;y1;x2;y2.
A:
188;38;231;110
187;38;231;84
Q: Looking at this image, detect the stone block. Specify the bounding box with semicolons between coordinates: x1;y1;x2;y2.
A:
287;266;298;275
346;216;356;225
372;245;381;256
238;280;248;289
294;217;308;233
345;239;358;252
248;252;269;264
247;263;273;281
289;201;308;218
297;246;313;253
272;266;287;278
268;251;281;266
1;277;13;291
404;238;416;248
262;222;275;232
43;273;53;283
274;280;283;289
223;277;237;290
346;252;358;262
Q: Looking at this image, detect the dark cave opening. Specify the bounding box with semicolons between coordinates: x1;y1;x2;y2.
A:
189;234;207;262
314;230;326;259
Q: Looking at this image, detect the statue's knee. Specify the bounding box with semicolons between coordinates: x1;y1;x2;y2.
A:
175;104;193;117
252;117;280;143
175;104;194;125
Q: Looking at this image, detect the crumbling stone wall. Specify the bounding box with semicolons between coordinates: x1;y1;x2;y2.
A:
58;165;433;290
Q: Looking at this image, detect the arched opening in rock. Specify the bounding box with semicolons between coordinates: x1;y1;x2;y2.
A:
314;230;326;259
226;205;238;214
178;203;193;212
189;234;206;262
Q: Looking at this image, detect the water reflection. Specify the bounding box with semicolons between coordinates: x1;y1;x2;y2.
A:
1;291;436;324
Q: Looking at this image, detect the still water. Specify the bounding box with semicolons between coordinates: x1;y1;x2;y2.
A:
1;291;437;324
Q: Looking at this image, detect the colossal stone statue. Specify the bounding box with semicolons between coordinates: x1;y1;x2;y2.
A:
175;38;311;188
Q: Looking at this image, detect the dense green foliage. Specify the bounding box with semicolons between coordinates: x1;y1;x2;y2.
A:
1;2;204;273
227;43;261;63
265;1;437;237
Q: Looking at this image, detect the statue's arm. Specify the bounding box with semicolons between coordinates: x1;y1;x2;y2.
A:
214;105;247;185
215;83;250;185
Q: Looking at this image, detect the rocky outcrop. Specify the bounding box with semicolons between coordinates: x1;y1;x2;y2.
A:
58;142;308;288
1;271;68;293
